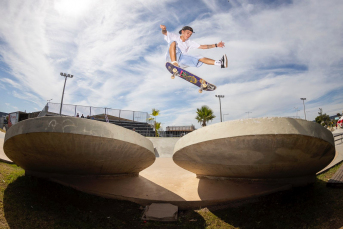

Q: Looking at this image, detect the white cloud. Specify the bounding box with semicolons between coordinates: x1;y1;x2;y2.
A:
0;0;342;128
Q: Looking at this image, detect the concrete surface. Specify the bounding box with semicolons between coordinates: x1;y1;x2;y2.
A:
48;157;291;209
0;132;12;163
318;128;343;174
147;137;180;158
332;127;343;134
173;118;335;180
3;117;155;175
1;118;342;209
142;203;178;221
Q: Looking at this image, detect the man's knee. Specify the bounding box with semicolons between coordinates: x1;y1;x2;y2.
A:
169;41;176;50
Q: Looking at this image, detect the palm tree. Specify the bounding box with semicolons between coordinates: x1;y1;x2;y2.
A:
150;108;160;137
155;122;161;137
195;105;216;127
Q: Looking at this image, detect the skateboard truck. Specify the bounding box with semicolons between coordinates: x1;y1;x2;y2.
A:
171;68;179;79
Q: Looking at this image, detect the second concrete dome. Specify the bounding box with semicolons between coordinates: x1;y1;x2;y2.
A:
173;117;335;179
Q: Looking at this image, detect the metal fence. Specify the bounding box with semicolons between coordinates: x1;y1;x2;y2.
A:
39;102;150;123
334;133;343;144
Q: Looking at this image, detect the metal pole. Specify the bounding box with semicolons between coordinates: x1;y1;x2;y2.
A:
246;111;252;119
300;98;306;120
223;114;229;121
215;95;224;122
219;97;222;122
303;100;306;120
59;76;67;115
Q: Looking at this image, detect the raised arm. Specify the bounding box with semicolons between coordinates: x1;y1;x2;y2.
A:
199;41;225;49
160;24;167;35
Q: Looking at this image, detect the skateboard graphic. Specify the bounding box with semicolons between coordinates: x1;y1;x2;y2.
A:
165;62;217;93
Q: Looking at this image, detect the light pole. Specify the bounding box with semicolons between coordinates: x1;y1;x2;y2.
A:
47;99;53;103
215;95;224;122
300;98;306;120
294;107;299;118
59;72;73;115
223;113;229;121
246;111;252;119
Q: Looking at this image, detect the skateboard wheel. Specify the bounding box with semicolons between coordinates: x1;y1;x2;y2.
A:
171;75;175;79
199;89;203;93
173;68;177;73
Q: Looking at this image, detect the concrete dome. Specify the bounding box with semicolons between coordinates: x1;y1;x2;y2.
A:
4;116;155;176
173;117;335;179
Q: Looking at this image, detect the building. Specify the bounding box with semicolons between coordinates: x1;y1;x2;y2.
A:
165;125;196;137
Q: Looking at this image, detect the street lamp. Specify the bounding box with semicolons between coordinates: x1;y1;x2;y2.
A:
300;98;306;120
59;72;73;115
223;113;229;121
215;95;224;122
294;107;299;118
246;111;252;119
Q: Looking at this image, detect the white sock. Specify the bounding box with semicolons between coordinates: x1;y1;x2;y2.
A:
214;60;221;66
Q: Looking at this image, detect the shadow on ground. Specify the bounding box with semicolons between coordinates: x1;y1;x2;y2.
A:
204;177;343;228
3;175;206;229
3;165;343;228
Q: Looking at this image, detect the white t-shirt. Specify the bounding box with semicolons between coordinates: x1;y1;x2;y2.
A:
164;31;200;54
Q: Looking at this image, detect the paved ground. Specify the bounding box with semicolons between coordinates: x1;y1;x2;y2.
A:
147;137;180;158
0;132;11;163
317;128;343;174
333;127;343;134
50;157;292;209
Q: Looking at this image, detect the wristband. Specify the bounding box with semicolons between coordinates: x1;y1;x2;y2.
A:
215;43;217;47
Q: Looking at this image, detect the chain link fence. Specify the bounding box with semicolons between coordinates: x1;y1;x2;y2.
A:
38;102;150;123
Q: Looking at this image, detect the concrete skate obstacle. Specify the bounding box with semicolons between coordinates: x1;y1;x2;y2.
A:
173;117;335;186
2;116;337;209
3;116;155;177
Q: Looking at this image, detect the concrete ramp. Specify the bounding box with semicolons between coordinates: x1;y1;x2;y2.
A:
0;132;12;163
147;137;180;158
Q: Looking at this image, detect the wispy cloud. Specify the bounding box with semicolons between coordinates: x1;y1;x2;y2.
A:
0;0;342;128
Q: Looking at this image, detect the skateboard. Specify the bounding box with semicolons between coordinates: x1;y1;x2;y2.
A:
165;62;216;93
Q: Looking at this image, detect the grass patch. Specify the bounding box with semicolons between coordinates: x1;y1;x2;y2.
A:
0;161;342;228
0;129;5;133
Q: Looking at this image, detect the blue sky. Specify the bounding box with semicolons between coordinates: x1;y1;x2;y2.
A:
0;0;343;129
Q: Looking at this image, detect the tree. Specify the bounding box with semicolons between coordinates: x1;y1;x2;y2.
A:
150;108;160;137
315;108;331;127
318;108;323;116
195;105;216;127
155;122;161;137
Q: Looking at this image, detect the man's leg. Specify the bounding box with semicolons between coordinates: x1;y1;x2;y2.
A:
199;57;215;65
200;55;228;68
169;41;179;66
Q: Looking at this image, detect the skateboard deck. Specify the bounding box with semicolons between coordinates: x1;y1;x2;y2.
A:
165;62;216;93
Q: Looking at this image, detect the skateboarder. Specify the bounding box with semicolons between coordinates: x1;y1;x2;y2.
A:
160;25;228;69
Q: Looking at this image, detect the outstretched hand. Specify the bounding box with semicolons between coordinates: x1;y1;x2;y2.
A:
217;41;225;48
160;25;166;30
